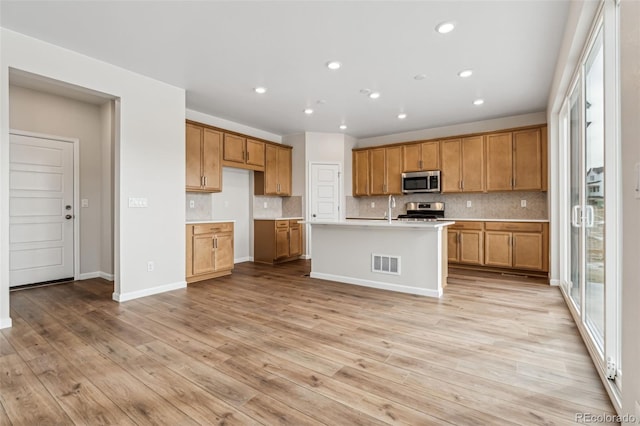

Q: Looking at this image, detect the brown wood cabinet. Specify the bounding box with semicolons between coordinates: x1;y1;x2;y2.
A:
186;123;222;192
440;136;484;193
254;219;303;264
255;144;292;196
484;222;548;271
402;141;439;172
353;150;370;196
369;146;402;195
447;221;484;265
186;222;234;283
485;128;544;191
222;133;265;171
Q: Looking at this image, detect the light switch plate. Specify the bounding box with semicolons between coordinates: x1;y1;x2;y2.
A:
128;197;148;208
81;198;89;208
521;200;527;208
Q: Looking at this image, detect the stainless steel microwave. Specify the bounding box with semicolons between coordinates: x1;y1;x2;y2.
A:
401;170;441;193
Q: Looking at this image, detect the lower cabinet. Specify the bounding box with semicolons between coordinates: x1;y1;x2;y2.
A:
255;219;303;264
448;222;484;265
448;220;549;275
186;222;234;283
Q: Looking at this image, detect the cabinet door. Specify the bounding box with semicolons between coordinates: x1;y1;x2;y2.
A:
275;226;290;259
264;144;279;194
420;141;440;170
214;233;234;272
353;150;370;196
202;128;222;192
186;124;203;190
386;146;403;194
448;230;460;262
484;231;512;267
369;148;386;195
513;128;542;190
277;147;292;195
512;232;543;270
441;139;462;193
402;144;422;172
459;230;483;264
461;136;485;192
289;223;302;257
246;139;265;169
192;234;215;275
485;132;513;191
223;134;246;163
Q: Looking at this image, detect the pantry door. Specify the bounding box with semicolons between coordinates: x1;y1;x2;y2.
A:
9;132;76;286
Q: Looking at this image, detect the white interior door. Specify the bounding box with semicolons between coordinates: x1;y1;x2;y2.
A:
310;163;341;222
9;133;75;287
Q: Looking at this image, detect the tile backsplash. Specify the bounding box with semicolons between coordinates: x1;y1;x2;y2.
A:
253;196;282;219
282;196;303;218
186;192;212;221
348;191;548;220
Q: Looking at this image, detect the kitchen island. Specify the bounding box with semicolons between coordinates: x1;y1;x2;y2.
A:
308;220;454;298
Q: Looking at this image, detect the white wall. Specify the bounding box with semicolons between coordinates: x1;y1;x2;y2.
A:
8;84;112;277
100;101;114;277
356;111;547;148
212;168;252;262
1;29;186;320
620;0;640;419
186;109;281;143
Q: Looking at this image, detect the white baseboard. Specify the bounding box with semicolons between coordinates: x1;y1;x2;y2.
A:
550;279;562;287
0;317;13;329
112;280;186;302
77;271;114;281
235;256;253;263
310;272;442;298
300;254;311;260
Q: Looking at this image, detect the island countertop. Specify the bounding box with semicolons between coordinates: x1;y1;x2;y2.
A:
306;219;455;229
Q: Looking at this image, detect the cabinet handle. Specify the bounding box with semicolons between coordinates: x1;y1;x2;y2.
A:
461;181;464;190
212;237;215;249
201;176;204;187
204;176;208;187
247;151;249;161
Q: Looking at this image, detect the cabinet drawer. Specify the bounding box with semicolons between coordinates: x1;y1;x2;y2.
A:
485;222;543;232
192;222;233;235
289;219;300;228
449;221;484;230
275;220;289;228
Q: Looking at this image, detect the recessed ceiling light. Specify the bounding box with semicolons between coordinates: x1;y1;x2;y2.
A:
254;87;267;94
397;113;407;120
326;61;341;70
473;99;484;106
436;22;455;34
458;70;473;78
369;92;381;99
414;74;427;80
339;124;347;130
304;108;314;115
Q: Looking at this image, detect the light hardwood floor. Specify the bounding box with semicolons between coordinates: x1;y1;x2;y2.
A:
1;261;617;425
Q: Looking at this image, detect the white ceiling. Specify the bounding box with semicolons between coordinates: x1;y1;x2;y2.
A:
0;1;570;139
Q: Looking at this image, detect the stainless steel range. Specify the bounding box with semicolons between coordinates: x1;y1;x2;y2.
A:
396;202;445;222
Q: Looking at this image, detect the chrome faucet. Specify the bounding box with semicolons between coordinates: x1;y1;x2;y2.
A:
387;194;396;223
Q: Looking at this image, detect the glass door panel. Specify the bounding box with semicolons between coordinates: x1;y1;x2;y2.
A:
569;85;582;311
584;30;605;350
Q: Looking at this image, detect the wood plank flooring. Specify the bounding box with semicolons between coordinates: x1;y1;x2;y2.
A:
1;260;617;425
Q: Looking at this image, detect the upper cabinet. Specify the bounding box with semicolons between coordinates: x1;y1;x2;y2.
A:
353;150;370;196
370;146;402;195
485;127;544;192
440;136;485;193
222;134;265;171
402;141;439;172
255;144;292;196
186;122;222;192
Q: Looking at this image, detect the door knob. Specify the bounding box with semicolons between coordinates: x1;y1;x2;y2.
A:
312;214;317;217
65;214;73;220
65;205;72;210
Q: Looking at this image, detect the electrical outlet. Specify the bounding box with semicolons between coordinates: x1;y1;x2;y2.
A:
521;199;527;208
371;202;375;208
147;261;154;272
263;202;268;209
81;198;89;208
189;200;195;208
466;200;472;208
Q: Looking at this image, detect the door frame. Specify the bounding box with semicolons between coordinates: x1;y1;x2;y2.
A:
9;129;81;282
306;161;343;258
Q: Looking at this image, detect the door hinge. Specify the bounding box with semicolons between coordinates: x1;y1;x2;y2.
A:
606;357;617;380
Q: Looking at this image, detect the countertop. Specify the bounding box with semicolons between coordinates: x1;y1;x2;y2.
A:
186;220;236;224
307;219;455;229
254;217;303;221
346;217;549;223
